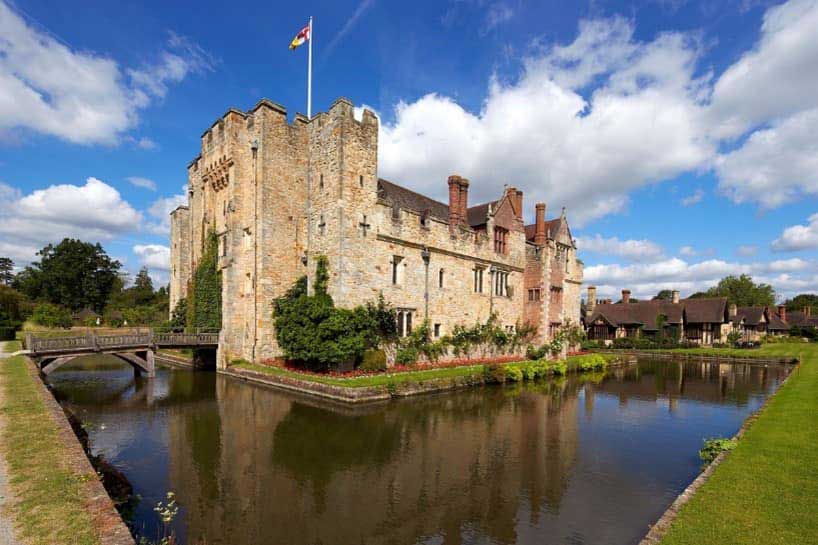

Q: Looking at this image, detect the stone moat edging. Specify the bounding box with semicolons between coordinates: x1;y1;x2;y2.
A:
637;358;799;544
26;358;135;545
217;355;636;404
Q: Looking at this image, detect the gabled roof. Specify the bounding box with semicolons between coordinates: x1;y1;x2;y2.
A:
524;219;565;243
683;297;728;323
587;300;684;330
466;201;497;227
786;310;818;328
768;312;789;331
732;306;766;326
377;179;450;222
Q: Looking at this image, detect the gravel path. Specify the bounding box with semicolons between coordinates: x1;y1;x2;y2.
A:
0;345;24;545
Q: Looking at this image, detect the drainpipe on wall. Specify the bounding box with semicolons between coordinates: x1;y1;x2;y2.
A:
489;265;496;315
422;247;431;321
251;139;259;362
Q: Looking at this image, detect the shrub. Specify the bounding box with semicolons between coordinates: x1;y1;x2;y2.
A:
567;353;609;372
549;360;568;376
395;347;419;366
580;339;603;350
30;303;72;329
699;437;737;465
526;344;546;360
505;365;523;382
483;362;507;383
360;349;387;372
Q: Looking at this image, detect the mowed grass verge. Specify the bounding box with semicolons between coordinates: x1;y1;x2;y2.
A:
660;343;818;545
233;361;489;388
0;355;99;545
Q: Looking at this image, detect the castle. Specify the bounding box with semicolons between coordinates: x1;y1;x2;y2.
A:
169;97;583;368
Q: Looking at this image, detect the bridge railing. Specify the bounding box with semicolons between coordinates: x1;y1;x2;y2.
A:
28;330;220;354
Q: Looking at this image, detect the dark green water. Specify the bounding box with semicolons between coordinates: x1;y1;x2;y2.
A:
46;357;789;545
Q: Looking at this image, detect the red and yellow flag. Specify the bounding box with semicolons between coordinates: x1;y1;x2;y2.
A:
289;24;310;50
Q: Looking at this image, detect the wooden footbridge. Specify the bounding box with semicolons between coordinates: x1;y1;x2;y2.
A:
26;331;219;378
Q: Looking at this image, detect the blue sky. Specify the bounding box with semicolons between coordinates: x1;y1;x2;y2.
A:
1;0;817;301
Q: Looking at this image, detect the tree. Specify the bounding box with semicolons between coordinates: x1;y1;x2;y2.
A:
703;274;775;307
0;257;13;286
784;294;818;314
14;239;121;312
653;290;673;301
30;303;72;329
131;267;155;306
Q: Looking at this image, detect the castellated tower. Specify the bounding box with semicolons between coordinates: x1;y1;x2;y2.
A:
170;96;582;367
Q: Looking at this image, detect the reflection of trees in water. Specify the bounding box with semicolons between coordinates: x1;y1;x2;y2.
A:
271;402;402;511
162;379;584;545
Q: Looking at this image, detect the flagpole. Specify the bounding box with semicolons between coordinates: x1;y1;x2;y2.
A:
307;16;313;119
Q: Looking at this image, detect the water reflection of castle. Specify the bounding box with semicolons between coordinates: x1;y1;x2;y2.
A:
158;360;788;545
165;379;581;545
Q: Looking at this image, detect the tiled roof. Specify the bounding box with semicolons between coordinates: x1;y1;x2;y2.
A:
377;179;450;222
786;310;818;327
523;219;563;243
732;306;766;326
466;201;496;227
588;297;728;328
587;300;684;330
767;312;789;331
683;298;728;323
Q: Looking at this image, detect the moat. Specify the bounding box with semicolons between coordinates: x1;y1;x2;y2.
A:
46;357;790;545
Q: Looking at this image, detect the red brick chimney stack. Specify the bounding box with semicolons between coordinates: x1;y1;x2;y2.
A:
459;178;469;221
534;203;547;245
448;175;462;228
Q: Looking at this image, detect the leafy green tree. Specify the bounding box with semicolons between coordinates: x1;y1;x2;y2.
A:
14;239;121;312
653;290;673;301
0;257;13;286
704;274;775;307
169;297;187;331
30;303;72;329
784;294;818;314
131;267;155;306
0;286;25;330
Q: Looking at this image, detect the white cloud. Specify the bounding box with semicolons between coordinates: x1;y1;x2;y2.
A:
679;245;697;257
127;176;157;191
0;178;141;263
146;192;187;235
708;0;818;139
681;188;704;206
772;212;818;251
737;244;758;257
585;255;816;300
378;0;818;223
379;14;716;226
716;108;818;207
0;3;212;145
133;244;170;271
575;235;663;261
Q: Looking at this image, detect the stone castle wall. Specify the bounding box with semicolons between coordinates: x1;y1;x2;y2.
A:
169;96;584;365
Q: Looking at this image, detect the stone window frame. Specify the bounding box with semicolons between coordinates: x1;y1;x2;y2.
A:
391;255;404;285
493;226;508;254
494;270;510;297
434;323;441;337
396;308;413;337
528;288;541;302
473;266;485;293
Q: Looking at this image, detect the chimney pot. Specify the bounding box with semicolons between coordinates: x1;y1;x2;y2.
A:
671;290;680;304
622;289;631;304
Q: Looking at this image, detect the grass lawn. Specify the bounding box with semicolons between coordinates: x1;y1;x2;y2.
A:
233;353;615;389
234;361;490;388
0;355;99;545
1;340;21;352
660;343;818;545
